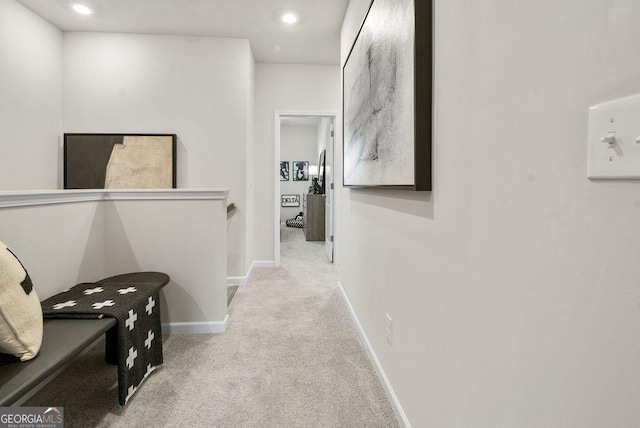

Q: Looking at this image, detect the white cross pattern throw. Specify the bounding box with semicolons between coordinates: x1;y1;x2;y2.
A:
53;300;76;310
83;286;104;295
126;346;138;369
125;384;137;403
144;364;156;379
92;300;115;310
146;296;155;315
118;287;137;295
144;330;154;349
126;310;138;331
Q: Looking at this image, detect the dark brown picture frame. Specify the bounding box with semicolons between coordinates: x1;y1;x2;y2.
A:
342;0;432;191
64;133;177;189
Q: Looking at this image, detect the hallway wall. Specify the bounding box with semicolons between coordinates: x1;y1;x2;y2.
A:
0;0;62;190
0;194;228;328
62;32;255;278
253;64;340;262
339;0;640;426
0;201;104;300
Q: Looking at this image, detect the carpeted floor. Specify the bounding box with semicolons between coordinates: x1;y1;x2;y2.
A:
25;226;398;427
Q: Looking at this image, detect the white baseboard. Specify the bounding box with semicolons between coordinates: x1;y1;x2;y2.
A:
337;281;412;428
252;260;276;268
227;276;249;285
162;314;229;334
227;260;276;285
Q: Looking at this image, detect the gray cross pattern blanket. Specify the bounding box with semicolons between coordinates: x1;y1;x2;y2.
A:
41;272;169;405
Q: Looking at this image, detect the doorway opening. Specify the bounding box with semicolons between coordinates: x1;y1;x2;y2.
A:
274;111;339;267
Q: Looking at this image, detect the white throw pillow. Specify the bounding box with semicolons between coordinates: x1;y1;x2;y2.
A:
0;241;43;361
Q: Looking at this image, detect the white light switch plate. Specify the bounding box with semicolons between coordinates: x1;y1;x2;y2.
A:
588;93;640;179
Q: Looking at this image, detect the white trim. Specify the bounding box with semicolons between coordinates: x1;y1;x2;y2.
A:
162;314;230;334
227;260;276;285
337;281;412;428
252;260;276;268
227;261;257;285
0;190;104;208
332;113;342;265
274;110;339;268
227;276;249;286
0;188;230;208
274;112;282;267
103;189;230;201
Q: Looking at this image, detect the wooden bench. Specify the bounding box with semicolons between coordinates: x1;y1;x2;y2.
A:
0;318;116;406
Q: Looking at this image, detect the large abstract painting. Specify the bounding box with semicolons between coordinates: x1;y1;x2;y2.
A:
343;0;431;190
64;134;177;189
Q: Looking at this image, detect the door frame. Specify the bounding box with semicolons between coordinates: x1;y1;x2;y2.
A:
274;110;340;267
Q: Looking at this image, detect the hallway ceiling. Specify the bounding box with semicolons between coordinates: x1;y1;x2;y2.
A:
16;0;349;64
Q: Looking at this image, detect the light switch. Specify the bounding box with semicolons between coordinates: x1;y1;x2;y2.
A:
588;93;640;179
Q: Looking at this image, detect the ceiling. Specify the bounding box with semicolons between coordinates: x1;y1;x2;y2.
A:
16;0;349;64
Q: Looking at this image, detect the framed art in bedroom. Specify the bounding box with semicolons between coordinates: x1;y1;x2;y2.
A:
342;0;432;190
293;161;309;181
280;161;290;181
281;194;300;207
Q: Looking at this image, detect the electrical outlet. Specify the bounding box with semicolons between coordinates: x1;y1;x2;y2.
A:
385;313;393;345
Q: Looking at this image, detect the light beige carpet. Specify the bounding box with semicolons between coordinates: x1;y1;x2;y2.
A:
25;226;398;427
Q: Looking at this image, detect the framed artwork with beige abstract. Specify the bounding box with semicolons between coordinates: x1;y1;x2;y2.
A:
64;134;177;189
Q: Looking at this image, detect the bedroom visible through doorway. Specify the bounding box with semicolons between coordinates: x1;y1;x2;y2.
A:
274;112;338;266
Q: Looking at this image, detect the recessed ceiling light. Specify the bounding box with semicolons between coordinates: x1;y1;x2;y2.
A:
71;3;93;15
281;13;298;25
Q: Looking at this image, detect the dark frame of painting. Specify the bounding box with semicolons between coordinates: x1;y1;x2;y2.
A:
342;0;432;191
292;161;309;182
280;161;290;181
63;133;178;190
281;194;300;207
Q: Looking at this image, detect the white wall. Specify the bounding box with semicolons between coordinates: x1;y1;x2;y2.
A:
63;33;253;277
0;0;62;190
280;125;318;221
103;199;227;325
316;117;331;158
340;0;640;427
254;64;340;261
0;202;104;300
316;117;333;197
0;193;228;327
